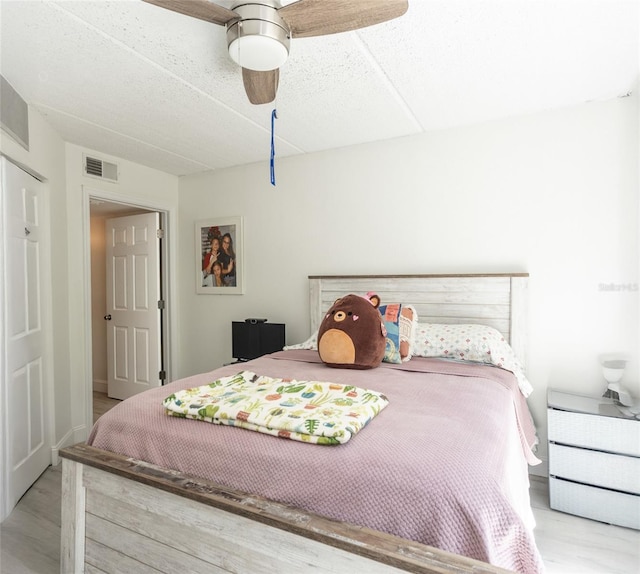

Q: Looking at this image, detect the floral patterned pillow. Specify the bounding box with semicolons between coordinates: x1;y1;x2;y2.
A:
378;304;418;364
412;323;533;397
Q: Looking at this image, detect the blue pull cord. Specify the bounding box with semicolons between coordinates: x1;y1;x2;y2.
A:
270;108;277;186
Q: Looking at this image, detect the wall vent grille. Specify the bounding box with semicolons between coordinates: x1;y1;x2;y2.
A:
83;154;118;183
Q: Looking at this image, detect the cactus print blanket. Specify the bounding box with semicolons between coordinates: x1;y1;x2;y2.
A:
163;371;389;445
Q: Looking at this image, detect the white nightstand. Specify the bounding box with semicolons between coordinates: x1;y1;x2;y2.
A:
547;389;640;530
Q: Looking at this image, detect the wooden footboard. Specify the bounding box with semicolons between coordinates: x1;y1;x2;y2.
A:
60;444;513;574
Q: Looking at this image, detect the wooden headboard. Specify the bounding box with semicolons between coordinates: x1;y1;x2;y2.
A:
309;273;529;371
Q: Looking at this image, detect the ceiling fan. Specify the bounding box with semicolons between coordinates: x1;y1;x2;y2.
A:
142;0;409;105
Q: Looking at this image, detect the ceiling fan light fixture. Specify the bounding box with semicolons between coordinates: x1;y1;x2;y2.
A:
228;32;289;71
143;0;410;105
226;4;290;72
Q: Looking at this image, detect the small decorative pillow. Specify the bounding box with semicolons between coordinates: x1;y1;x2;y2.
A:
378;304;418;363
412;323;533;397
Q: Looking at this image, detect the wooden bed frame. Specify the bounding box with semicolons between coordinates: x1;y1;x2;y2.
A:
60;273;529;574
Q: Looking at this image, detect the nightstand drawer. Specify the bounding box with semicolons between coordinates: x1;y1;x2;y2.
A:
549;476;640;530
549;443;640;494
548;408;640;456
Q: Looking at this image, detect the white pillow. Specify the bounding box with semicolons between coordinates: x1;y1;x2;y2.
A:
412;323;533;397
283;330;318;351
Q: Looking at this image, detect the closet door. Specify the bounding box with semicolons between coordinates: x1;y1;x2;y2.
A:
1;156;51;521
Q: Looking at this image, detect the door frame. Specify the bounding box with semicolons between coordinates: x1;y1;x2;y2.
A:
82;186;177;432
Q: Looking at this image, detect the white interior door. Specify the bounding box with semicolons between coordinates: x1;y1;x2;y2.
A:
1;156;50;521
106;213;162;400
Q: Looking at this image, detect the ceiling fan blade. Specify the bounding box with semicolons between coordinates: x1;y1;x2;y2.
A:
142;0;237;26
279;0;408;38
242;68;279;105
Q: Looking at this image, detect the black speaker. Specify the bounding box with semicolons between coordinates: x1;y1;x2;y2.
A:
232;321;285;361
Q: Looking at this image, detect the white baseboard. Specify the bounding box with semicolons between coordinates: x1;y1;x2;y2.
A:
51;428;73;465
93;378;107;393
51;424;88;465
529;456;548;478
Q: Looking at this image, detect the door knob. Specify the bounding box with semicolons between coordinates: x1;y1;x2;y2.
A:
104;314;112;320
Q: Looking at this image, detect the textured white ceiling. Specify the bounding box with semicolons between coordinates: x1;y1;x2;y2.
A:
1;0;637;176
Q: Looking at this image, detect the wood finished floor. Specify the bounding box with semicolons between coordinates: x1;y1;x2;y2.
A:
1;393;638;574
92;390;122;425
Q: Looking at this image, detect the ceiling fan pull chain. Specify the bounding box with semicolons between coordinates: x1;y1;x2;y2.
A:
237;21;243;67
270;108;277;186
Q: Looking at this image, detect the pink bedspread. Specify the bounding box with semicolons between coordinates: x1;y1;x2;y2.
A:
89;351;544;573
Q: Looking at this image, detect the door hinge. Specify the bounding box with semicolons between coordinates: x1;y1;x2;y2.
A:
158;300;165;309
157;228;165;239
159;370;166;382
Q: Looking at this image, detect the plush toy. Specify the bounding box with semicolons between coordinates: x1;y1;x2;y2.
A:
318;293;386;369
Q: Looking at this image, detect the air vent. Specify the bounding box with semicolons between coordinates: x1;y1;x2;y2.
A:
83;154;118;183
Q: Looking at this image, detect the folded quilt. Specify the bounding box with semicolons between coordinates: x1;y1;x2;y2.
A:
163;371;389;445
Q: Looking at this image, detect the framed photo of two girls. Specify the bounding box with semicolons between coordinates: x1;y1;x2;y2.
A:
196;216;244;294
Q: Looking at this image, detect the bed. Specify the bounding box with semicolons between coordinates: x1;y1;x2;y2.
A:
60;273;543;574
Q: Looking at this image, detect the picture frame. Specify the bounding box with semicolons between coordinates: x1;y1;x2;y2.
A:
196;216;244;294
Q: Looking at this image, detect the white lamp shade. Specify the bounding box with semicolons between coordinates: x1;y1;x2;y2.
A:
228;35;289;71
226;4;290;72
603;365;625;384
602;358;627;384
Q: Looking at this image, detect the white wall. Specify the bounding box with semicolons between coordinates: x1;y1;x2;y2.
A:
178;96;639;473
63;143;180;443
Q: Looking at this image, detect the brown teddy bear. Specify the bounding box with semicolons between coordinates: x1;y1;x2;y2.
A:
318;293;387;369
